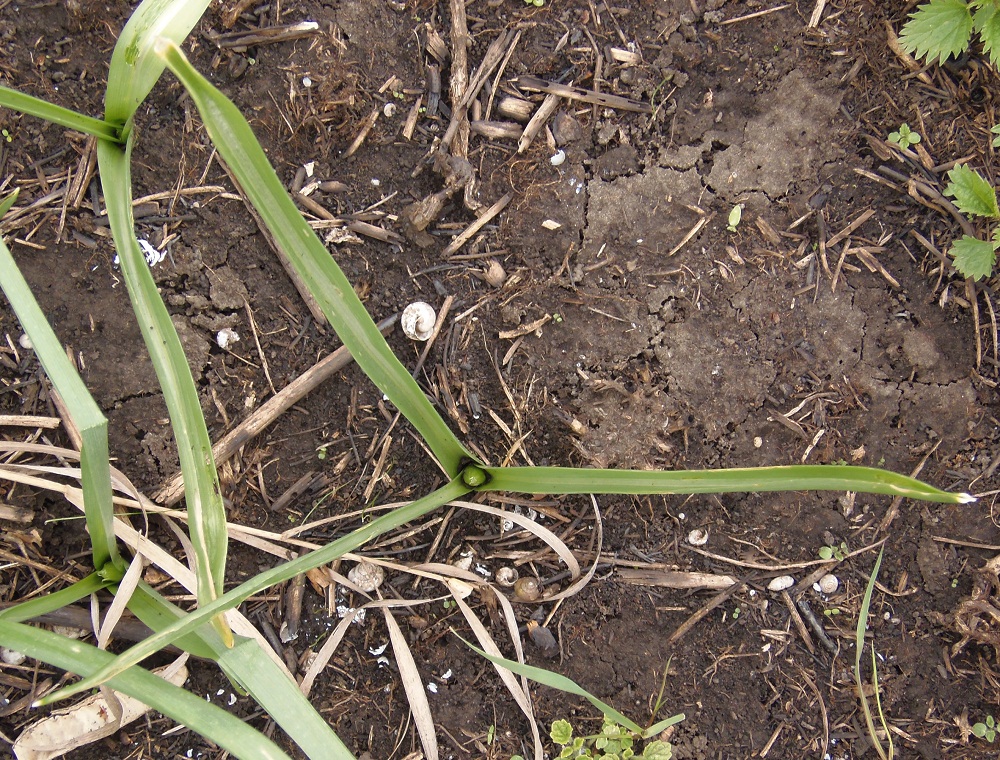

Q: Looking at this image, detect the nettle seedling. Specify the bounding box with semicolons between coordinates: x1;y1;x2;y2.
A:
899;0;1000;67
973;714;997;742
888;123;921;150
942;163;1000;280
818;541;849;561
543;718;674;760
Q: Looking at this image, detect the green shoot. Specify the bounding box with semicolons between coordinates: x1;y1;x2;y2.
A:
973;715;998;742
855;548;893;760
0;85;122;142
888;123;921;150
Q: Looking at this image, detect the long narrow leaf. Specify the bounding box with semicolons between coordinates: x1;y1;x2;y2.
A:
0;573;105;623
0;237;120;570
39;478;469;704
855;548;890;760
218;638;357;760
104;0;211;125
155;40;471;477
97;138;229;636
0;85;121;141
0;620;292;760
483;465;971;504
129;586;356;758
458;637;686;736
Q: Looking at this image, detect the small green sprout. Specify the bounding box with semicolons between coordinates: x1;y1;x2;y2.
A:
727;203;743;232
973;715;997;743
992;124;1000;149
548;717;673;759
552;312;563;323
524;0;544;6
818;541;848;561
1;128;11;143
888;123;921;150
823;607;841;617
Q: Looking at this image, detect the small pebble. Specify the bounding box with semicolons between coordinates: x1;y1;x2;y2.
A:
767;575;795;592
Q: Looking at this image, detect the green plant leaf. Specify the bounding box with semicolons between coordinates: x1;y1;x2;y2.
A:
899;0;974;64
482;464;971;504
97;138;229;640
950;234;998;280
973;0;1000;64
0;620;292;760
0;573;106;622
642;741;673;760
458;636;686;736
38;478;469;705
973;722;989;738
854;548;890;760
944;164;1000;217
0;237;121;571
0;85;121;142
104;0;211;124
128;585;356;758
155;39;472;477
0;188;19;217
551;719;574;745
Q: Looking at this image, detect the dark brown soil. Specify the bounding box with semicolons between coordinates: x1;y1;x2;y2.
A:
2;0;999;758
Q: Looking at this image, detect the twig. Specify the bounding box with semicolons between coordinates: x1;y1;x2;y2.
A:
514;75;651;114
719;3;790;25
441;193;512;256
667;578;747;645
517;94;561;153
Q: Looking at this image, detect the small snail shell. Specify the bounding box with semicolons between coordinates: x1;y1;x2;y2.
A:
348;560;385;593
687;528;709;546
817;573;839;595
495;567;519;587
401;302;436;341
512;576;541;602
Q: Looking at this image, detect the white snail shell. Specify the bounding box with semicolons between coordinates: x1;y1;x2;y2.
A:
401;302;436;341
348;560;385;593
817;574;839;595
687;528;709;546
495;567;519;587
767;575;795;592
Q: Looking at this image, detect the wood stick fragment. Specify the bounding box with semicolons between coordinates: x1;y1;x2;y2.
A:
518;94;561;153
442;193;512;256
515;75;652;114
470;120;523;140
667;579;746;645
617;569;737;590
208;21;320;48
155;316;397;506
0;415;61;429
496;96;537;122
402;95;422;140
343;108;381;158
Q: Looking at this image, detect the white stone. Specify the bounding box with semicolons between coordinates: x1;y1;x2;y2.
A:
767;575;795;592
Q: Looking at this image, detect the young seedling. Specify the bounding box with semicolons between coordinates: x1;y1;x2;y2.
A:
943;163;1000;280
888;123;921;150
899;0;1000;66
727;203;743;232
818;541;848;561
992;124;1000;149
546;717;674;759
973;715;997;743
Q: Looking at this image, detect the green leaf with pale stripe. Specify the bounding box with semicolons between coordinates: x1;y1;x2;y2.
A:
105;0;211;125
900;0;974;64
481;464;971;503
97;138;229;639
944;164;1000;218
0;573;105;622
0;85;121;142
154;39;472;477
0;238;121;571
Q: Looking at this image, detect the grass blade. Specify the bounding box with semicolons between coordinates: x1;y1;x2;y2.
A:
154;39;471;476
39;478;469;705
855;547;891;760
383;609;438;760
457;636;683;736
0;620;292;760
0;236;120;571
104;0;211;125
0;85;121;141
97;138;229;634
0;573;105;623
217;638;357;760
483;465;971;504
